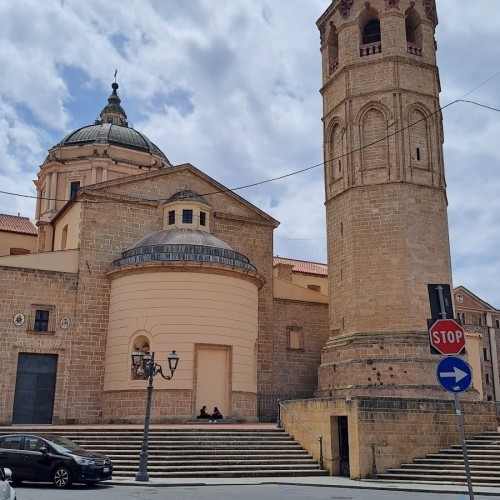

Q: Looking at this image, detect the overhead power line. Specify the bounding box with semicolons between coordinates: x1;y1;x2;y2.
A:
1;91;499;207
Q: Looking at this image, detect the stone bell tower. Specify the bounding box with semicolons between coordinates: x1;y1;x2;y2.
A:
317;0;457;397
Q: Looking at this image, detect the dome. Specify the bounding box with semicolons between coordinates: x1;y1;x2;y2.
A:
52;82;169;163
113;229;257;272
56;123;168;160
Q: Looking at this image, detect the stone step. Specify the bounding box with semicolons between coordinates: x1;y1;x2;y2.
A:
374;432;500;486
70;438;299;445
3;426;326;478
397;463;500;473
377;473;500;486
113;469;326;478
110;458;318;466
414;457;500;465
97;452;311;459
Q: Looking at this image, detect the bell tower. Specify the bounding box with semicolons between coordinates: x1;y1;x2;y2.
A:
317;0;457;397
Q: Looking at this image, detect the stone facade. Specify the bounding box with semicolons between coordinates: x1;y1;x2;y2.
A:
281;397;496;478
272;299;330;397
454;286;500;404
0;144;330;424
0;266;79;424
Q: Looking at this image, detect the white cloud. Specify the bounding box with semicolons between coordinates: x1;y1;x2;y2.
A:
0;0;499;307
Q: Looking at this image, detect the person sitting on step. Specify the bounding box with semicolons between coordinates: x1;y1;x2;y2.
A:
210;407;223;422
197;405;211;419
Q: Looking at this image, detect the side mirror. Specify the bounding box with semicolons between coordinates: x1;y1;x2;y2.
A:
39;446;49;455
3;468;12;480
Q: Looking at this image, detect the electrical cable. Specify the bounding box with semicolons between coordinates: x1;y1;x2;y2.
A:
1;90;499;207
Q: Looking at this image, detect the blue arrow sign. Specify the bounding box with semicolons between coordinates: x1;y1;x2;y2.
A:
436;356;472;393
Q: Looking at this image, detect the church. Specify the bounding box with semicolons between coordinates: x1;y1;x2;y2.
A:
1;0;499;479
0;80;330;425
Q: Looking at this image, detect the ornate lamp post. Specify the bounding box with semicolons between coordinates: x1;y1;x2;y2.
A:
131;349;179;482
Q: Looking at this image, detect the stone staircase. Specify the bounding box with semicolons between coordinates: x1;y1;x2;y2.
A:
377;431;500;486
6;426;326;479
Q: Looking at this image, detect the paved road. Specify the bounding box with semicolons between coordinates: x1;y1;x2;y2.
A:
13;483;490;500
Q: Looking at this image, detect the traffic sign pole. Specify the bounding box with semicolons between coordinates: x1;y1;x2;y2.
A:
433;285;473;498
434;357;474;498
437;285;447;319
454;393;474;500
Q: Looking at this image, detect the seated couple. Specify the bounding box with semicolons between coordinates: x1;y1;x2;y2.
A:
197;405;223;422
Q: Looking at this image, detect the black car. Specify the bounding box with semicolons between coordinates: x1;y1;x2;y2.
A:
0;434;112;488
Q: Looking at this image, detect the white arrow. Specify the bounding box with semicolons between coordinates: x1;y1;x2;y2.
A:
440;367;468;383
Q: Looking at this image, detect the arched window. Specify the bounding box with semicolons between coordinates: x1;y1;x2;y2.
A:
361;107;387;171
406;7;422;55
359;7;381;56
329;122;343;182
61;225;68;250
363;20;381;45
409;107;429;169
328;26;339;74
131;337;150;380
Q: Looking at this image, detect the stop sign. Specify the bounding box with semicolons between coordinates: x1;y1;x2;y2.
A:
429;319;465;355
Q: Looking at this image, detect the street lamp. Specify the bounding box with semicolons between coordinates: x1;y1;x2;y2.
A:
131;349;179;482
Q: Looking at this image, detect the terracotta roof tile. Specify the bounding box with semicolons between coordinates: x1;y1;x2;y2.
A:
273;256;327;276
0;214;38;235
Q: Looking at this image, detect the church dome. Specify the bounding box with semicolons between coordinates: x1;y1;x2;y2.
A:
113;228;257;272
53;82;169;162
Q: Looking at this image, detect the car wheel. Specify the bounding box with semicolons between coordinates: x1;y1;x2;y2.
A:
52;467;72;488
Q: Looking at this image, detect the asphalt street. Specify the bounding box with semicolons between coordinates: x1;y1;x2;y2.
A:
12;483;492;500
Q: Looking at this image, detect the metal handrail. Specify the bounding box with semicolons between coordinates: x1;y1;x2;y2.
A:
278;401;324;469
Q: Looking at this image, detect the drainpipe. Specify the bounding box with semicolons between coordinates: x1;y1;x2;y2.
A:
486;313;500;402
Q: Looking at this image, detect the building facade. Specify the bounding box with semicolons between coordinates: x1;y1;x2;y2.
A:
0;85;330;425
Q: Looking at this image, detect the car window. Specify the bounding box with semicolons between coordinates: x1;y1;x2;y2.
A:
45;435;84;453
0;436;22;450
24;437;44;452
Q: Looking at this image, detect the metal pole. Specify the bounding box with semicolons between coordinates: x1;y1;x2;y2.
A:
436;285;447;319
136;355;154;481
454;393;474;499
319;436;324;470
277;399;281;428
371;442;378;479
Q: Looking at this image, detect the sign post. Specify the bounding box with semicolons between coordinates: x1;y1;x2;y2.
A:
436;357;474;499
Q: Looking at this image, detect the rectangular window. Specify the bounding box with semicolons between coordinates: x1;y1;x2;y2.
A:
478;317;483;326
484;348;491;361
168;210;175;225
70;181;80;199
486;373;491;384
496;319;500;328
34;310;50;332
200;211;206;226
287;326;303;350
182;209;193;224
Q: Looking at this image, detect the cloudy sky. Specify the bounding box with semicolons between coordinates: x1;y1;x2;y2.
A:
0;0;499;306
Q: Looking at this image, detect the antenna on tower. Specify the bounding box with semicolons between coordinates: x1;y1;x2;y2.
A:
114;69;118;82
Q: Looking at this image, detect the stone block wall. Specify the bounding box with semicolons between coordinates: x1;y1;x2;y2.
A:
273;299;329;396
0;266;79;425
280;397;496;479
